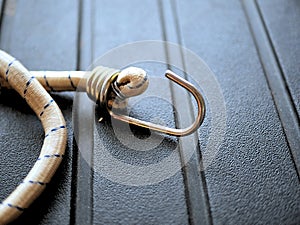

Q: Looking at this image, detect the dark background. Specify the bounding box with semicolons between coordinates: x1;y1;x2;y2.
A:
0;0;299;224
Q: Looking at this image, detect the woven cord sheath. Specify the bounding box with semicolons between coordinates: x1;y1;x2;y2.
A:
0;50;67;224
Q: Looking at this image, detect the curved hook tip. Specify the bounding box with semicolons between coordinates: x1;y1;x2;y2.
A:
107;69;206;137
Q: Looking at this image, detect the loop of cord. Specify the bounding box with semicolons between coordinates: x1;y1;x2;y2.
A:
0;50;67;225
0;49;148;224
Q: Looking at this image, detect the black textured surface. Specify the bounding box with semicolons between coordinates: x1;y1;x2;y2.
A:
177;0;300;224
89;1;190;224
242;0;300;181
0;0;78;70
160;0;212;223
0;0;3;24
0;0;299;224
257;0;300;119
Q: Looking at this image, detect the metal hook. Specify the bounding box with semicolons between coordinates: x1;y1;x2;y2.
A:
105;70;206;137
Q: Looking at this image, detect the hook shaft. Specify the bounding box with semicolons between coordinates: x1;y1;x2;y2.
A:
108;70;206;137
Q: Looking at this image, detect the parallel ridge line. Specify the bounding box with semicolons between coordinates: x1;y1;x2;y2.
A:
242;0;300;179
